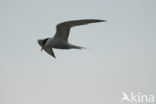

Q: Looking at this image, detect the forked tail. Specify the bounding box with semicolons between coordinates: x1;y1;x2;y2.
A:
70;44;86;50
79;46;86;50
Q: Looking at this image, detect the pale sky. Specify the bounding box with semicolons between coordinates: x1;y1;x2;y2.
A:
0;0;156;104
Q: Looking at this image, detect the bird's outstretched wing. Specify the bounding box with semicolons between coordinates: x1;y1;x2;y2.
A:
38;40;56;58
54;19;106;42
44;48;56;58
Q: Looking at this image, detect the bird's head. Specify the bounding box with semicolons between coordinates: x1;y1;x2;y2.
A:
37;38;49;51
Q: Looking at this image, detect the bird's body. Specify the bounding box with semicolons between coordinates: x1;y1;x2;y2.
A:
45;38;70;49
39;38;84;49
37;19;106;58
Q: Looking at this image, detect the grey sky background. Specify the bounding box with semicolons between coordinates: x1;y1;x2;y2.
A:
0;0;156;104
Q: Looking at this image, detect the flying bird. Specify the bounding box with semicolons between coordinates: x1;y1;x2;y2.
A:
38;19;106;58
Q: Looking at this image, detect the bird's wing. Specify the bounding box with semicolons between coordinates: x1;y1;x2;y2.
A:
37;40;56;58
54;19;106;41
44;48;56;58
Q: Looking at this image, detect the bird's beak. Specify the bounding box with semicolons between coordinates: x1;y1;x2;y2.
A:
41;46;44;51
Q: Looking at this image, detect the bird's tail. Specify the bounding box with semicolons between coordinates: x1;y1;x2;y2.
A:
70;44;86;50
79;46;86;50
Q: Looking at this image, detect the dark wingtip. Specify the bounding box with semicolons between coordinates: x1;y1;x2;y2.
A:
53;55;56;58
100;20;107;22
93;19;107;23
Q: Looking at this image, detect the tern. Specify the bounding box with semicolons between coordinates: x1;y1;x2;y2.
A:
37;19;106;58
